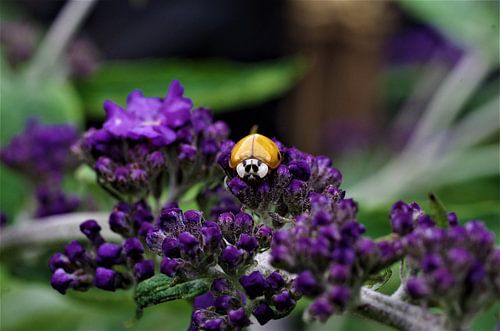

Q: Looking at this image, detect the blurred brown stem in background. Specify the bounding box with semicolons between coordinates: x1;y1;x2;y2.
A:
283;0;397;155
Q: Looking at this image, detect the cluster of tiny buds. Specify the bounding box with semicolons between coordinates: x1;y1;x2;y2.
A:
190;270;298;330
390;201;500;327
49;220;154;294
49;200;157;294
146;205;273;281
271;187;403;322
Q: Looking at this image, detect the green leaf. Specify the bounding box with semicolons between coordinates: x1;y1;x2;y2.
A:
134;275;209;309
428;193;449;228
364;268;392;291
398;0;499;61
77;57;305;118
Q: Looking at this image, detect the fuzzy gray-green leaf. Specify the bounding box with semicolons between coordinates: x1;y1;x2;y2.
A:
134;275;209;309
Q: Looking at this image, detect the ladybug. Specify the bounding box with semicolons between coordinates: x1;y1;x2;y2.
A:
229;133;281;180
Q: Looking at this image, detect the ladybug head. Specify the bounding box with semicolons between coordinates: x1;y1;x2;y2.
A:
236;158;269;180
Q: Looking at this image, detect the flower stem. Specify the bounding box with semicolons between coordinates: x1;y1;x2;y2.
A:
26;0;98;79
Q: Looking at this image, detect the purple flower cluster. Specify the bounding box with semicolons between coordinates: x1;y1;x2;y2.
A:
0;119;82;218
49;221;153;294
73;80;228;201
0;118;79;183
392;202;500;327
146;205;272;280
271;188;402;322
34;186;81;218
49;200;156;294
190;271;297;330
218;140;342;222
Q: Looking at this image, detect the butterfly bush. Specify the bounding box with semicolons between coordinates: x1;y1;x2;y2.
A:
389;202;500;330
44;81;499;331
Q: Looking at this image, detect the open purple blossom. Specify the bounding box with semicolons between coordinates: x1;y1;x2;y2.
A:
399;210;500;329
73;80;228;201
218;140;342;223
271;188;402;322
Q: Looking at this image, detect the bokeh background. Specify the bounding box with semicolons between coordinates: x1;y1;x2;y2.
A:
0;0;499;330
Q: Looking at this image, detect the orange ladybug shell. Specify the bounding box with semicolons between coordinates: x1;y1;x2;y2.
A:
229;134;281;169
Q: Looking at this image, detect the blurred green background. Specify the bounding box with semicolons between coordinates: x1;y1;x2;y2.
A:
0;0;498;330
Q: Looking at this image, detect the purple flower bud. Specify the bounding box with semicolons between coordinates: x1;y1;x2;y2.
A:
272;290;296;311
134;260;154;282
328;265;350;283
147;151;165;168
211;278;231;294
191;108;212;133
327;286;350;308
184;210;203;223
158;207;183;230
255;224;273;248
202;318;225;331
239;271;268;299
64;240;86;263
160;257;182;277
266;272;286;291
228;307;250;328
237;234;259;254
466;262;486;284
308;297;333;322
214;295;233;312
49;253;72;272
331;248;355;265
95;267;118;291
193;292;215;309
227;177;248;196
109;211;129;235
95;156;113;176
406;277;429;299
447;248;472;269
138;222;154;237
313;210;332;226
220;245;243;269
432;268;455;292
97;243;122;264
51;268;74;294
252;303;275;325
421;254;442;273
447;212;458;226
295;271;321;296
390;201;416;235
162;238;180;258
179;144;197;161
123;237;144;259
287;179;305;195
115;167;129;183
202;225;223;251
79;220;102;244
289;160;311;181
178;232;200;257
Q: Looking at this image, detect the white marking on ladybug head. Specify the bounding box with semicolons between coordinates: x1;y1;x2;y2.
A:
236;159;269;179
